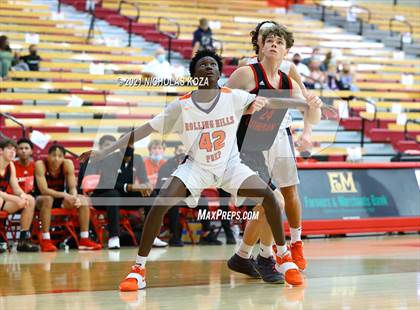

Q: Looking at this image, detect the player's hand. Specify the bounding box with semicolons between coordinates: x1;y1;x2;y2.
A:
74;197;82;208
130;183;153;197
247;96;269;114
64;193;78;206
79;150;103;164
16;197;28;209
295;132;313;152
306;93;323;110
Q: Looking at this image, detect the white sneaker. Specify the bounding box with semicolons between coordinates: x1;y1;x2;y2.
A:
108;236;120;249
152;237;168;248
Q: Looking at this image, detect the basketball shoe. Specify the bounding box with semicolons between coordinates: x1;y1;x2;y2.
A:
275;250;303;286
290;241;306;271
119;265;146;291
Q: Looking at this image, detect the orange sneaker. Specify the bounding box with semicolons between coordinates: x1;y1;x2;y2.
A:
275;251;303;286
290;241;306;271
40;239;57;252
119;265;146;291
78;238;102;250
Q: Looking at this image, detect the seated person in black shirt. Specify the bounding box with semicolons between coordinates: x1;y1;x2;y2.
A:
80;134;157;249
19;44;41;72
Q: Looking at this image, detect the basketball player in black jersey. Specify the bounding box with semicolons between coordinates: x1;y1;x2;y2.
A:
35;144;101;252
0;139;38;252
226;25;322;284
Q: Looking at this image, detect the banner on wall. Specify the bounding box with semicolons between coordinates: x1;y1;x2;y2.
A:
298;168;420;220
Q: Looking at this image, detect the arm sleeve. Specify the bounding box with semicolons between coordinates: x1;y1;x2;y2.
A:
232;89;257;112
148;99;183;134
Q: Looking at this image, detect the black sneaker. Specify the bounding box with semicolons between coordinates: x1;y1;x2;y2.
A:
226;236;237;245
199;232;222;245
256;255;284;284
227;253;261;278
17;239;39;252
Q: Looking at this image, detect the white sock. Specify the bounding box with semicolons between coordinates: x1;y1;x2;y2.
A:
236;240;253;259
276;244;288;257
80;231;89;239
42;232;50;240
135;255;147;267
259;242;273;258
290;227;302;244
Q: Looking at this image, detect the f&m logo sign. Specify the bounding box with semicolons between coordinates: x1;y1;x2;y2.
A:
327;172;357;193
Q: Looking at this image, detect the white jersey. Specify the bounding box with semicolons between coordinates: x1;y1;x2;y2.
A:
245;56;293;130
149;87;256;176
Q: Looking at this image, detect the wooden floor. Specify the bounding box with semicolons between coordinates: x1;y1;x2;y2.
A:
0;234;419;309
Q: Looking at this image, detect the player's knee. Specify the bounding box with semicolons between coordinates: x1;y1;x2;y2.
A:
37;196;53;209
261;187;284;210
26;196;36;210
282;186;298;204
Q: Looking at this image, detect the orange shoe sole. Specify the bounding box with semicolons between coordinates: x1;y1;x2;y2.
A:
284;269;303;286
119;278;143;292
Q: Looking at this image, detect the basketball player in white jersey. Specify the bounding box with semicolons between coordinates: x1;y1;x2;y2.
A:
227;23;322;282
80;50;318;290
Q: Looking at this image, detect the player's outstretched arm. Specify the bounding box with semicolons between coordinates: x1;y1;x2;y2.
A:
225;66;255;92
79;123;156;163
290;79;322;125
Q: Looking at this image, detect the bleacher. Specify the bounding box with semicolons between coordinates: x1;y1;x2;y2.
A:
0;0;419;167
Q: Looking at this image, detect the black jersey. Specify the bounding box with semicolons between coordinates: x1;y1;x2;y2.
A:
237;62;292;152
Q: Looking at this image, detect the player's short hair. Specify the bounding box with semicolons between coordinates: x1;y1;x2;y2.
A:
17;138;33;149
261;25;294;49
0;138;17;150
99;135;116;147
250;20;279;55
48;144;66;155
189;49;223;77
147;139;166;151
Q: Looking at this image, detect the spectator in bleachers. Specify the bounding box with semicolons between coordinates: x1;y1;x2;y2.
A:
35;144;102;252
292;53;310;83
0;138;38;252
0;35;14;79
326;64;340;90
19;45;41;72
302;47;320;67
12;138;35;194
192;18;214;56
89;134;158;249
305;58;326;89
142;48;178;80
144;140;166;189
320;51;334;72
336;62;358;91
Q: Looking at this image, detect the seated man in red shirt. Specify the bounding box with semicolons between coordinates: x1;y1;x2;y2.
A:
35;144;101;252
0;138;38;252
143;140;166;188
13;138;35;194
